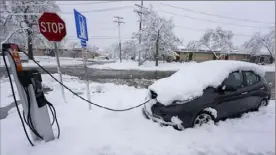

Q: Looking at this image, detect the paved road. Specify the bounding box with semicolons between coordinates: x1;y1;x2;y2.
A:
1;66;274;90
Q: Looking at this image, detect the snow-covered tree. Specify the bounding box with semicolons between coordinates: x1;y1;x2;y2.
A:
133;5;181;65
197;27;234;59
243;29;275;60
122;39;138;60
105;43;119;59
1;0;60;59
87;45;99;53
186;40;201;51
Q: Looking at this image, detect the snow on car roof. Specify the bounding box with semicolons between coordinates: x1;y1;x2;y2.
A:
149;60;265;106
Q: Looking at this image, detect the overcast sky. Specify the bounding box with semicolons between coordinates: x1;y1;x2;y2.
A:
56;1;275;49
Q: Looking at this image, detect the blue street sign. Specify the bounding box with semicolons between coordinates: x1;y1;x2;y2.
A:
81;40;86;47
74;9;88;41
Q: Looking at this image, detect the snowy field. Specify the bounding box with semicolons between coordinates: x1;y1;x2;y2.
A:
89;60;275;72
1;74;275;155
88;60;194;71
261;63;275;72
0;56;84;68
0;77;19;108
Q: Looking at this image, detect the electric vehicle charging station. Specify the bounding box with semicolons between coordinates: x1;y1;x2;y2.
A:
2;43;55;143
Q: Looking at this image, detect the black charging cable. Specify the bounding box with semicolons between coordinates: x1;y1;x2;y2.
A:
24;87;44;140
20;50;150;112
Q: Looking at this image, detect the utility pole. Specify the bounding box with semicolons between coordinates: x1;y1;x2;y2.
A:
134;0;148;66
113;16;124;63
155;29;160;67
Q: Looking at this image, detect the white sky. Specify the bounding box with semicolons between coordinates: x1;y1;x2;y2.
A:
56;1;275;49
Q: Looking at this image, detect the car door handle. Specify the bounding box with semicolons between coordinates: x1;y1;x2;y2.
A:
241;92;248;95
260;87;265;90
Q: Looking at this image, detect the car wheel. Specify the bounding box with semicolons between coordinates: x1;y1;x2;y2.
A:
193;111;215;127
258;99;268;109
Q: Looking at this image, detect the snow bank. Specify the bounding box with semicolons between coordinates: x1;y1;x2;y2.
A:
149;60;265;105
0;74;275;155
204;107;218;118
89;60;196;71
0;56;84;67
0;76;19;108
261;63;275;72
88;60;274;73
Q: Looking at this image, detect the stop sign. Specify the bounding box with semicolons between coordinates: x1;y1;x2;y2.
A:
38;12;66;42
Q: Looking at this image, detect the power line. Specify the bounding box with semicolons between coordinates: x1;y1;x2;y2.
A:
58;1;121;6
62;6;133;14
159;3;274;25
134;0;148;66
4;1;121;7
157;10;272;29
113;16;125;63
66;36;133;40
6;6;134;15
67;35;128;38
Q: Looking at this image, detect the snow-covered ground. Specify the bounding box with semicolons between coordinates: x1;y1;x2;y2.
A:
89;60;196;71
1;74;275;155
0;77;20;108
0;56;84;68
89;60;275;72
261;63;275;72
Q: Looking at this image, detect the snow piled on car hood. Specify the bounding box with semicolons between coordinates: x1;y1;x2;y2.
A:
149;60;265;106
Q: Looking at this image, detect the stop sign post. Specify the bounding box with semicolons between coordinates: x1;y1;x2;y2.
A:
38;12;67;103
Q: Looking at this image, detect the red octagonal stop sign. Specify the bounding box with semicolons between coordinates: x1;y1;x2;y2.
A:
38;12;66;42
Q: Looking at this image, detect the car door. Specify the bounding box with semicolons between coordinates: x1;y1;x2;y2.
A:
240;71;265;111
214;71;248;119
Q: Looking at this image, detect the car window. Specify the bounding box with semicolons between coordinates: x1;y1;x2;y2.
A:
244;71;260;85
223;72;243;89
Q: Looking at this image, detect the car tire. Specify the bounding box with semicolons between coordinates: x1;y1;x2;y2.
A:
258;99;268;109
193;111;215;127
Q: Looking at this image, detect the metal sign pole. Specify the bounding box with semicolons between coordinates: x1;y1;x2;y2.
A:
74;9;90;109
54;42;66;103
83;46;91;110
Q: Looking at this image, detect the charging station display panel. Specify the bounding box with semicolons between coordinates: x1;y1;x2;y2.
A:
9;44;23;72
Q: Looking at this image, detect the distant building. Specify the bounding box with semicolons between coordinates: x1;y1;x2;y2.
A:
172;46;273;64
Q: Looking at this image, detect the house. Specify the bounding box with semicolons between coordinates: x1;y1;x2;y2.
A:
175;47;220;62
20;47;101;59
173;46;272;63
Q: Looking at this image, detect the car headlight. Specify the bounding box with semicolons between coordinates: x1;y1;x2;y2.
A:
150;90;158;99
171;97;196;105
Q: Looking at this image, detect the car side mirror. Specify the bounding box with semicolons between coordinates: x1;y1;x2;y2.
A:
224;85;237;91
218;85;236;92
217;85;225;93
